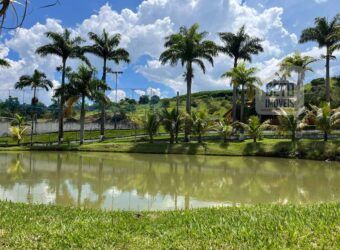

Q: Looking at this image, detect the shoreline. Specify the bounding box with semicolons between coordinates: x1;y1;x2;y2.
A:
0;139;339;161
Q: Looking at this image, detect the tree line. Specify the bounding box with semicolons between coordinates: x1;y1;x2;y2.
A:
0;14;339;145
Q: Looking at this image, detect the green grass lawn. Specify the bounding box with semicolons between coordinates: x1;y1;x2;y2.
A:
0;202;338;249
77;139;340;161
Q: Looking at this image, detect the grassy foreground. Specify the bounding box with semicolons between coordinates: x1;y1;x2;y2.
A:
0;202;339;249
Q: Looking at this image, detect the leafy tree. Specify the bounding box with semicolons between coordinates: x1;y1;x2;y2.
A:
36;29;89;143
299;15;340;104
219;25;263;122
277;108;307;142
144;112;160;143
161;108;183;144
309;104;340;141
150;95;160;105
63;65;106;144
84;30;130;138
160;23;218;142
139;95;150;104
237;116;272;143
15;69;53;144
222;63;260;123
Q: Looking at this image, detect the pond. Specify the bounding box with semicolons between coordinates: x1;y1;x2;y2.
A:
0;152;339;211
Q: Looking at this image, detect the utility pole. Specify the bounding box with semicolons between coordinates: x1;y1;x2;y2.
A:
110;71;123;129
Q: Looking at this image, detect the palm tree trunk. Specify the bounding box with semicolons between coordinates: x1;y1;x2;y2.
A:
58;59;66;144
100;58;107;140
324;132;328;142
184;62;193;142
170;132;174;144
325;51;331;104
80;95;85;145
232;58;238;122
240;84;245;123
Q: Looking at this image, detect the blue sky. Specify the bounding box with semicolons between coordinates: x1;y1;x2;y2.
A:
0;0;339;104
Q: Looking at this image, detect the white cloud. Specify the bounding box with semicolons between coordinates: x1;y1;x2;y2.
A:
146;87;161;97
0;0;336;103
134;89;146;96
108;89;127;102
314;0;328;3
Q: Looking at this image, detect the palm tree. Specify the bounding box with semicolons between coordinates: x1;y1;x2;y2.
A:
0;58;10;67
85;30;130;139
159;23;218;142
144;112;160;143
15;69;53;145
309;104;340;141
191;110;212;143
237;116;272;143
9;114;28;145
161;108;183;144
279;52;318;99
214;117;233;143
36;29;89;143
277;108;307;142
219;25;263;122
222;63;260;123
63;65;106;145
299;15;340;104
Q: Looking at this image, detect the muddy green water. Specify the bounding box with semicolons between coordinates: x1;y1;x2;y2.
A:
0;152;339;211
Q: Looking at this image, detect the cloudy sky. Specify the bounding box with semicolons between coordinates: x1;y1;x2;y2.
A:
0;0;339;104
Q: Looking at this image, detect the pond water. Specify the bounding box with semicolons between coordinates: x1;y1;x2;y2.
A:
0;152;339;211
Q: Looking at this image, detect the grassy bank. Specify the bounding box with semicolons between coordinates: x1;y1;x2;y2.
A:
78;139;340;161
1;139;339;161
0;202;338;249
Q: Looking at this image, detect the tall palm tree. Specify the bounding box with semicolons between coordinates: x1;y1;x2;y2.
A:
219;25;263;122
63;65;106;145
160;23;218;142
0;58;10;67
222;63;260;123
299;15;340;104
36;29;89;143
84;30;130;139
15;69;53;145
279;52;318;103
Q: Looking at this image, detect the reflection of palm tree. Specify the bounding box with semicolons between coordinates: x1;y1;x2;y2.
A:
7;154;25;181
77;155;83;207
56;154;62;204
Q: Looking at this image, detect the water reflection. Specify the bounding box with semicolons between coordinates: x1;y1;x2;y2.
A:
0;152;339;211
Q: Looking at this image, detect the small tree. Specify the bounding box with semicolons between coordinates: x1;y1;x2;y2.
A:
237;116;272;143
310;104;340;141
144;112;160;143
214;117;233;142
127;113;143;142
161;108;183;144
9;114;28;145
277;108;307;142
191;110;212;143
